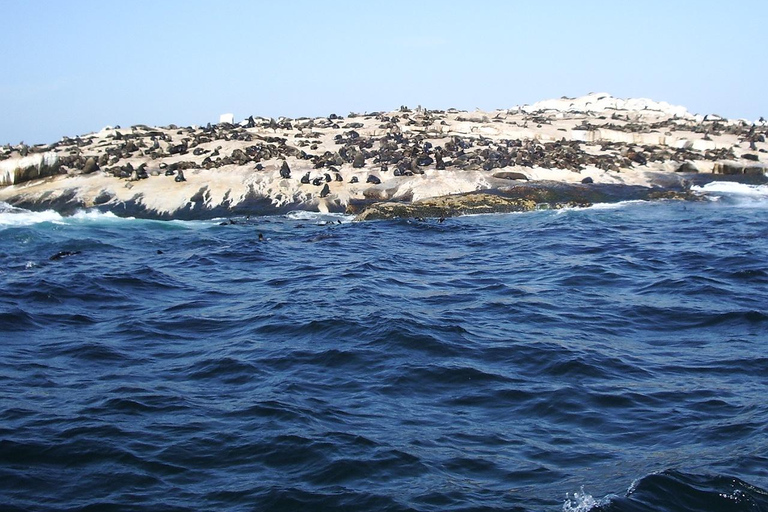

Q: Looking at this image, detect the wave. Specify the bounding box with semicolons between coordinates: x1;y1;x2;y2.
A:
0;202;64;227
0;202;133;228
692;182;768;206
284;210;354;223
0;202;219;231
565;470;768;512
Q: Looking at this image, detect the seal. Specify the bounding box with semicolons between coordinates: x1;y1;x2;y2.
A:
50;250;81;261
175;170;187;182
320;183;330;198
280;160;291;179
301;172;310;184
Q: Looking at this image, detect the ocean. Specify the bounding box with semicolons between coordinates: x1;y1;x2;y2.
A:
1;182;767;512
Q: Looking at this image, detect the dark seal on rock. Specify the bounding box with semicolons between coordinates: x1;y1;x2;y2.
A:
280;160;291;178
320;183;330;198
175;170;186;182
366;175;381;184
493;171;529;181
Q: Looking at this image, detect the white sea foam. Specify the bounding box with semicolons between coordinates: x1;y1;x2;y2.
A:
563;488;614;512
285;210;354;223
692;182;768;206
0;202;64;227
552;200;646;214
0;203;134;228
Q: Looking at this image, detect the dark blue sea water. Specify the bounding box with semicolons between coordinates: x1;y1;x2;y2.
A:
1;182;767;512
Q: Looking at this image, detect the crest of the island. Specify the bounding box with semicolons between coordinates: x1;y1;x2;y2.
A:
1;93;765;220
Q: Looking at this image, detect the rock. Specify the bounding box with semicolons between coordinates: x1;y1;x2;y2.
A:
713;162;766;175
353;193;539;221
0;152;60;186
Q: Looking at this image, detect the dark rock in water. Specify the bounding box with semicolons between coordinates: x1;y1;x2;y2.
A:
493;171;529;181
320;183;330;198
280;160;291;178
581;176;594;184
353;193;539;221
350;180;713;221
49;250;81;261
366;175;381;184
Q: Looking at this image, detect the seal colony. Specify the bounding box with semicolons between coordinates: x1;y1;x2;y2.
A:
0;93;766;220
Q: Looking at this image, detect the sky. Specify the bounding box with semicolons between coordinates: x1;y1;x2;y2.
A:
2;0;767;145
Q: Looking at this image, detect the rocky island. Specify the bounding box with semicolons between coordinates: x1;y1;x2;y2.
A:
1;93;766;220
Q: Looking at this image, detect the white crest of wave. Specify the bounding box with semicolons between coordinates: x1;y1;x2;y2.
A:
285;210;354;223
0;202;63;227
692;182;768;206
692;181;768;196
70;209;128;221
0;203;134;228
563;487;613;512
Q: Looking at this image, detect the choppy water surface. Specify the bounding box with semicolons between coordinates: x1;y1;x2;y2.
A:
1;184;767;512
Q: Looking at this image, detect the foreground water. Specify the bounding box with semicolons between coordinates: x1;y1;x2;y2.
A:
1;183;767;512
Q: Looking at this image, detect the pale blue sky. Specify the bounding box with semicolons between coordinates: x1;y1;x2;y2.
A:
2;0;766;145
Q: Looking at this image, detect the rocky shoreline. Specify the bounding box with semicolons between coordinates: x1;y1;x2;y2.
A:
1;93;766;221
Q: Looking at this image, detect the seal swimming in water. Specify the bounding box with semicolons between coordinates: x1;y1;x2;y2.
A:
50;250;81;261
